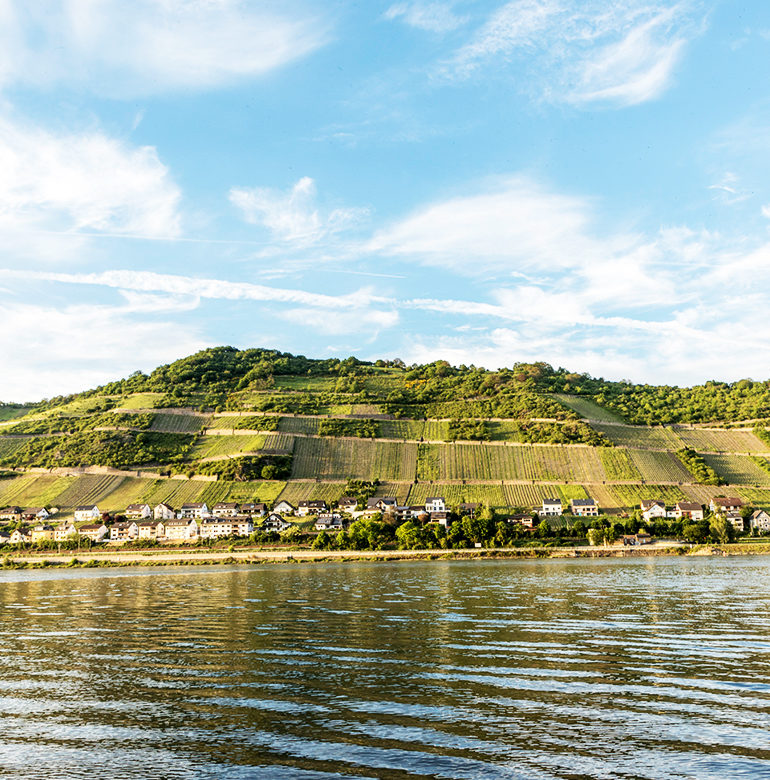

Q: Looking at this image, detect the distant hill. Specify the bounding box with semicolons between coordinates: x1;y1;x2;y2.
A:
1;346;770;517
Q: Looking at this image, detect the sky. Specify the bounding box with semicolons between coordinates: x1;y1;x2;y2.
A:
1;0;770;401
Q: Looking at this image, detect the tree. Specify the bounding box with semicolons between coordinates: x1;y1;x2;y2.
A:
395;521;423;549
311;530;333;550
536;520;550;539
709;515;734;544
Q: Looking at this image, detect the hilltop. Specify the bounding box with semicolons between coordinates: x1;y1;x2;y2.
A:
2;346;770;518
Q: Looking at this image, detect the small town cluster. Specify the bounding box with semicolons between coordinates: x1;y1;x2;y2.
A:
1;492;767;547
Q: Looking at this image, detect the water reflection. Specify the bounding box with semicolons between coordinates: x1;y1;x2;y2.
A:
1;558;770;778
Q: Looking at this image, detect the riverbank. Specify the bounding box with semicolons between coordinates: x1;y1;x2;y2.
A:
4;542;770;568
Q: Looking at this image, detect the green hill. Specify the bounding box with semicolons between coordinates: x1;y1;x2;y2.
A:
3;346;770;515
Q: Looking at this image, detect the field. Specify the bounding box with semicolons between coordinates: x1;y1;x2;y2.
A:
628;450;694;483
277;417;321;435
272;376;338;392
0;437;30;459
138;478;213;507
0;474;75;507
0;406;29;423
422;421;450;441
51;475;127;509
599;449;642;481
681;484;724;504
407;483;508;509
116;393;166;410
291;438;417;481
261;433;296;452
94;477;156;512
274;482;348;505
607;484;688;508
417;443;606;483
217;480;286;504
735;488;770;509
191;434;266;460
149;413;207;434
552;395;624;422
590;424;682;449
701;454;770;487
379;420;426;440
675;428;770;453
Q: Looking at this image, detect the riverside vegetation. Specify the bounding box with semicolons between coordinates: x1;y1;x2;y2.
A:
3;347;770;555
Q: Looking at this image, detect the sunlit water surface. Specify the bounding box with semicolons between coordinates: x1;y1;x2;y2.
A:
1;557;770;779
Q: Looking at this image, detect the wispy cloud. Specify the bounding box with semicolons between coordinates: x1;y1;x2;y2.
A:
384;2;468;33
0;1;330;97
230;177;370;247
442;0;703;106
0;114;181;248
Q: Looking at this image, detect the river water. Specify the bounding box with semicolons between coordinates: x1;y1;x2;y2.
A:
1;557;770;779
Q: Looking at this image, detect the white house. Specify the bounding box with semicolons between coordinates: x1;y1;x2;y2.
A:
571;498;599;517
110;522;139;542
262;514;291;532
179;503;209;519
53;522;78;542
337;497;358;512
240;502;266;516
675;502;704;521
726;510;745;532
23;507;50;522
273;501;295;515
9;528;30;544
212;502;240;517
710;497;743;514
137;521;165;539
154;502;175;520
78;523;108;542
163;518;199;540
297;500;327;517
314;513;343;531
750;509;770;533
74;505;100;523
425;497;446;514
199;516;253;539
540;498;563;517
640;500;667;522
125;503;152;520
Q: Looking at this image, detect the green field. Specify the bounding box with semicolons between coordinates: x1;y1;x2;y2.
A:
291;438;417;481
701;454;770;487
628;450;694;483
191;434;266;460
599;449;642;481
591;423;683;450
379;419;426;440
277;417;321;435
407;483;508;509
275;482;348;505
607;484;688;508
675;427;770;453
51;475;127;509
553;395;625;422
115;393;166;410
150;413;207;434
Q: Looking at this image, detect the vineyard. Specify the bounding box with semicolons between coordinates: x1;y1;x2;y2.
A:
0;474;76;507
274;482;348;505
735;487;770;509
51;474;127;508
0;437;29;459
674;428;770;453
115;393;165;410
628;450;695;483
277;417;321;435
701;454;770;487
149;413;207;434
379;419;426;440
607;484;688;507
599;449;642;481
291;438;417;481
553;394;625;422
590;423;683;449
191;434;266;460
407;483;508;509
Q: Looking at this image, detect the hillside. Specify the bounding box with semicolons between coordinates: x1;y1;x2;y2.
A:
3;346;770;516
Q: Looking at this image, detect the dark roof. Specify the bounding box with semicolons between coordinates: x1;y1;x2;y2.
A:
677;502;702;511
640;499;665;509
712;497;742;506
542;498;561;504
425;496;444;502
181;503;206;509
213;502;240;509
571;499;596;506
76;505;98;511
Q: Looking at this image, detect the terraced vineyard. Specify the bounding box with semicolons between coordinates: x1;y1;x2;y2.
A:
291;438;417;481
628;450;694;483
407;483;508;509
591;424;683;450
0;474;76;507
675;427;770;453
0;437;29;459
599;449;642;481
553;395;625;422
191;434;266;460
277;417;320;436
150;413;207;434
701;454;770;487
274;482;348;505
607;484;688;507
51;475;126;508
379;419;426;440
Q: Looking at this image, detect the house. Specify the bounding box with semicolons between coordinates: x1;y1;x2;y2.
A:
640;500;667;522
262;513;291;533
9;528;30;544
77;523;108;542
163;518;199;540
154;502;175;520
200;516;253;539
240;502;266;516
179;503;209;519
0;506;21;521
30;524;55;542
750;509;770;533
366;497;398;514
622;532;652;546
571;498;599;517
212;502;240;517
53;522;78;542
74;505;100;522
425;497;446;514
314;513;344;531
125;503;152;520
510;513;536;529
137;520;165;540
110;522;139;542
726;510;745;532
710;497;743;514
409;505;429;521
540;498;563;516
22;507;49;522
674;502;704;521
337;497;358;512
459;503;480;517
428;511;450;527
273;500;295;515
297;500;327;517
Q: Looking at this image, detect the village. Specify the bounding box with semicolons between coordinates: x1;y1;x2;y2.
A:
1;493;769;548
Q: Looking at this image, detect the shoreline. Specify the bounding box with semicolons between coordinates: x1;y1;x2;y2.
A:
4;542;770;569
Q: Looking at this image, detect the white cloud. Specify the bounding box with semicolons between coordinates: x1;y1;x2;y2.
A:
276;307;399;337
384;2;468;33
0;300;208;402
443;1;702;106
0;114;181;245
762;205;770;219
0;0;329;96
230;177;369;247
367;175;630;274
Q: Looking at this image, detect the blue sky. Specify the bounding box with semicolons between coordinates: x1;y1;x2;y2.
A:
1;0;770;401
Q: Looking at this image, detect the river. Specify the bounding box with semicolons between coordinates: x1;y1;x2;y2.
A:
1;557;769;778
